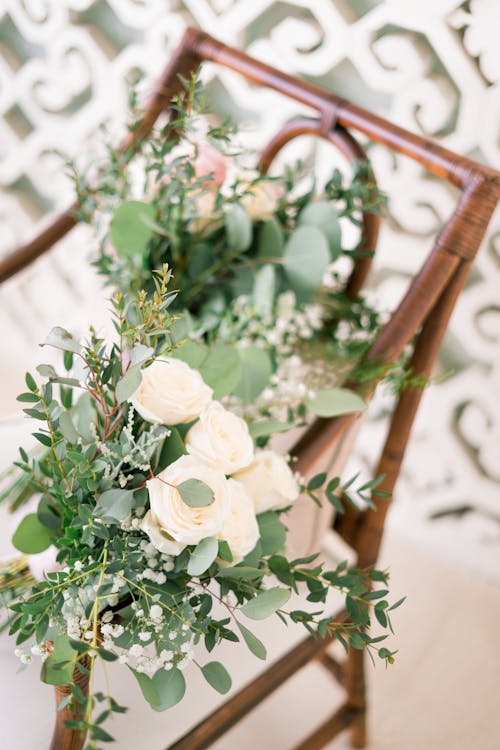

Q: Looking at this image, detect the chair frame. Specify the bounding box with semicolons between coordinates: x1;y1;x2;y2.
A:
1;27;499;750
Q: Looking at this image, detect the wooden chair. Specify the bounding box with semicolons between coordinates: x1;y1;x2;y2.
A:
1;27;499;750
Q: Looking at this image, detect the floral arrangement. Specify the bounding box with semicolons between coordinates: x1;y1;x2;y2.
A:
71;78;395;430
1;271;401;748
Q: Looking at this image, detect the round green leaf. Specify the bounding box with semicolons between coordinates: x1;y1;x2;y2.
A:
305;388;366;417
252;263;276;317
12;513;53;554
94;490;134;522
200;341;242;399
234;345;272;404
116;365;142;405
109;200;156;258
177;479;214;508
257;511;287;555
225;203;252;252
187;536;218;576
152;667;186;711
257;218;284;259
282;226;330;301
201;661;232;694
298;201;342;259
240;587;291;620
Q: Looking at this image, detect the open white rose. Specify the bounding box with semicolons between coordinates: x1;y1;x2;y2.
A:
146;455;231;547
140;510;186;556
185;401;254;474
233;449;300;513
130;358;213;425
220;479;260;562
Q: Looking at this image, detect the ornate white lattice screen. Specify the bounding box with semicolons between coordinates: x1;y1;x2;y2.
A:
1;0;499;578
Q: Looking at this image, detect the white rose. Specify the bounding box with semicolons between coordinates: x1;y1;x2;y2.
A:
233;449;300;513
185;401;254;474
146;455;231;547
140;510;185;556
130;358;213;425
220;479;260;562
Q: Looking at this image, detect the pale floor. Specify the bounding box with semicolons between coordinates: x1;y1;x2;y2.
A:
1;525;499;750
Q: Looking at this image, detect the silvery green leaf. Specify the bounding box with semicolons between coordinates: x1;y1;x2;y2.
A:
240;587;291;620
43;327;81;354
257;218;284;259
282;226;330;301
109;200;156;258
130;344;155;366
201;661;232;694
187;536;218;576
172;340;207;369
236;620;267;660
177;479;214;508
41;636;74;686
94;489;134;522
234;345;272;403
298;201;342;258
248;419;293;439
200;341;241;399
305;388;366;417
252;263;276;317
225;203;252;251
58;411;78;444
12;513;53;554
116;365;142;404
71;392;96;442
151;667;186;711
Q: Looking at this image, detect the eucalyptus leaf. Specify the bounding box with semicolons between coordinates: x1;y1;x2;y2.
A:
130;669;160;707
130;344;155;366
235;620;267;660
58;411;78;444
94;490;134;522
257;511;287;555
252;264;276;317
240;587;291;620
44;327;81;354
257;218;284;259
249;420;293;439
187;536;218;576
225;203;252;252
41;636;75;686
109;201;156;258
116;365;142;405
71;392;96;443
216;566;265;580
201;661;232;694
177;479;214;508
12;513;53;554
305;388;366;417
282;226;330;301
234;345;272;403
200;342;242;400
172;340;207;369
156;427;186;473
151;667;186;711
298;201;342;259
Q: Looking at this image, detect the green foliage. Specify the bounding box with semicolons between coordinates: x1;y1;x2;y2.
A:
12;514;53;554
282;226;330;301
240;587;291;620
109;201;156;258
201;661;232;694
177;479;214;508
187;537;219;576
305;388;366;418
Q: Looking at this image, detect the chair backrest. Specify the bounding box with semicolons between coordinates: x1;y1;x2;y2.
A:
1;27;499;572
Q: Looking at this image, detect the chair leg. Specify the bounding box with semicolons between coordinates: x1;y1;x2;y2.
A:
345;647;367;748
